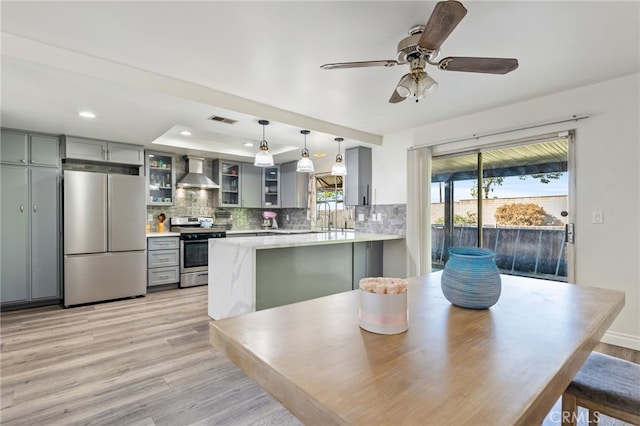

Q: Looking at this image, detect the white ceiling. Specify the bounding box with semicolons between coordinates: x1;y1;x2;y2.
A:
1;1;638;172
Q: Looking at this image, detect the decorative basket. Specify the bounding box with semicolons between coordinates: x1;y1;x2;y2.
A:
441;246;501;309
358;277;408;335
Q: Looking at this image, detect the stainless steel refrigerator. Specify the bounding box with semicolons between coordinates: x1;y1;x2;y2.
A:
63;170;146;306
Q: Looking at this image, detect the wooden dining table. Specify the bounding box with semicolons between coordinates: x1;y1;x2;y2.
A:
209;272;624;425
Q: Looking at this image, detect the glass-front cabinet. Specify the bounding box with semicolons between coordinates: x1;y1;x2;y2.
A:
146;151;175;206
262;166;280;207
213;160;241;207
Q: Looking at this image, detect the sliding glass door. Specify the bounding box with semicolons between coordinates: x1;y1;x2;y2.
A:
431;136;571;282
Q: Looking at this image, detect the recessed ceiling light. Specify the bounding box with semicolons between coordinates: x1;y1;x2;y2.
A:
243;142;254;147
313;152;326;157
78;111;96;119
180;130;192;136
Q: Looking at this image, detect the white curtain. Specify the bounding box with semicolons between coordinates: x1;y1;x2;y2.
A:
406;146;432;277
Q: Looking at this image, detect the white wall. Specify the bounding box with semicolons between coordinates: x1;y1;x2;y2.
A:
371;73;640;349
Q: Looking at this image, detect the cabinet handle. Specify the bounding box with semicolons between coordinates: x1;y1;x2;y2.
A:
20;159;26;163
107;150;111;160
33;204;37;213
20;204;24;212
30;160;35;164
158;275;170;279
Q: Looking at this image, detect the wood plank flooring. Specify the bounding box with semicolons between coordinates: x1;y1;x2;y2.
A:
0;287;301;426
2;286;637;425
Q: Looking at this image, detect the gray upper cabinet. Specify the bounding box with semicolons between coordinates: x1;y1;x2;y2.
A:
281;161;308;208
241;163;262;208
64;136;143;165
214;160;241;207
262;166;281;208
345;146;372;206
1;129;59;167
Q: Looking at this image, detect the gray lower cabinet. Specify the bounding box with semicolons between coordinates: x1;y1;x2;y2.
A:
352;241;383;289
147;237;179;287
1;165;60;305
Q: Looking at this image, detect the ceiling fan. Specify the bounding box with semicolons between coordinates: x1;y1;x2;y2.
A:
320;0;518;103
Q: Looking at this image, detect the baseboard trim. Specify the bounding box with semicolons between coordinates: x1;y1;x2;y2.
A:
601;331;640;350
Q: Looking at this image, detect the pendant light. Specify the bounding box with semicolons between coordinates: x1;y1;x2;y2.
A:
331;137;347;176
254;119;274;167
296;130;314;173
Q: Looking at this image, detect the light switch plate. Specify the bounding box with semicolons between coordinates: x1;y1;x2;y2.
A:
592;211;603;224
358;214;364;222
148;214;153;222
376;213;382;221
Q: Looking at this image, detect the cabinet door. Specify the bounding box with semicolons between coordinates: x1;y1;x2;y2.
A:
146;151;175;205
345;147;372;206
262;166;280;208
1;166;29;303
108;142;144;165
281;161;308;208
0;130;28;164
241;163;262;208
218;161;241;207
30;167;59;299
30;135;59;167
65;137;107;162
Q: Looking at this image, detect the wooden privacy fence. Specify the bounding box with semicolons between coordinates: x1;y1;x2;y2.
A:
432;225;567;281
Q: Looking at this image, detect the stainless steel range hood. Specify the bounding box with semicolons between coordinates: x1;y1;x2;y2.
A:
177;156;219;188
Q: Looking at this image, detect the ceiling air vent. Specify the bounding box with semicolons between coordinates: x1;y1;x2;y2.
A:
208;115;238;125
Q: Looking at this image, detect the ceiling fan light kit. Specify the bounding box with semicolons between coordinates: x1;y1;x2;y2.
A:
254;119;274;167
331;137;347;176
296;130;315;173
320;0;518;104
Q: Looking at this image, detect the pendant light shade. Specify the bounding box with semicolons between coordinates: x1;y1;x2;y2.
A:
331;137;347;176
254;120;274;167
296;130;315;173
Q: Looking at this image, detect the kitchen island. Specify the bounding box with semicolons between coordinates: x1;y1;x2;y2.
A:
208;232;405;320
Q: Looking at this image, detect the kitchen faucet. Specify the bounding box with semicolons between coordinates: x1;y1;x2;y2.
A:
317;201;332;232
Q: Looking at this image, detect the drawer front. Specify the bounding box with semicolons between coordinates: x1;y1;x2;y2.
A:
148;266;179;286
148;237;179;250
148;249;179;268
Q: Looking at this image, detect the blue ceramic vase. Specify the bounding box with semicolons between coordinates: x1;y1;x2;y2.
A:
441;246;502;309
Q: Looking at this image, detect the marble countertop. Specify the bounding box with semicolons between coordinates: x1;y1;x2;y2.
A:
146;232;180;237
212;231;404;250
226;229;325;235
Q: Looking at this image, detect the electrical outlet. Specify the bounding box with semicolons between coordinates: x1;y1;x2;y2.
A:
592;211;603;224
371;214;376;221
376;213;382;221
148;214;153;222
358;214;364;222
286;215;290;221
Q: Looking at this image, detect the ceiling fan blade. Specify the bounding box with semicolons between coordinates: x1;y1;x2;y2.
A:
320;60;398;70
389;88;407;104
418;0;467;51
438;57;519;74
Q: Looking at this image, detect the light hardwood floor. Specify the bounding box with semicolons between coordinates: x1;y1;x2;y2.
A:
1;287;637;426
0;287;301;426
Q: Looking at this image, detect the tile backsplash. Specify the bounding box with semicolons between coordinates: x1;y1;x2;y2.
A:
354;204;406;235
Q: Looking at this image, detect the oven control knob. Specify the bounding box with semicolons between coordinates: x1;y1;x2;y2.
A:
184;234;192;240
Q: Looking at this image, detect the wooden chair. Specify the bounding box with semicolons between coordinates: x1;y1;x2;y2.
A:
562;352;640;425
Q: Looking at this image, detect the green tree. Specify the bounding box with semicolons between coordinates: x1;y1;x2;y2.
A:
519;172;563;184
471;177;504;199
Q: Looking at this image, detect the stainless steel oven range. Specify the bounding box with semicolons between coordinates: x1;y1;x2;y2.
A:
170;217;226;288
